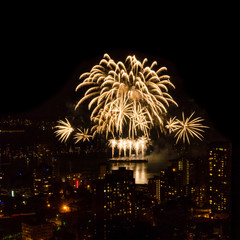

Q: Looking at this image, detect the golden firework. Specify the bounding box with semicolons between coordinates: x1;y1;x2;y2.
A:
167;112;209;144
74;128;92;143
55;118;74;143
54;54;209;148
75;54;177;139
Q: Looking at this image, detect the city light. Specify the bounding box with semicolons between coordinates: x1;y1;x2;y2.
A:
0;53;231;239
11;190;15;198
61;204;70;213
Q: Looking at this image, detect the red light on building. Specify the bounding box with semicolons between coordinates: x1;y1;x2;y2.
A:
76;180;79;188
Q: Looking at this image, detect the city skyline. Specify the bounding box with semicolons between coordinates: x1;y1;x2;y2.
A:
0;111;233;239
1;9;237;238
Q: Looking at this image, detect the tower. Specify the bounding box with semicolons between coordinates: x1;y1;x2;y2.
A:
93;167;135;239
148;175;161;204
33;163;53;206
167;156;192;198
208;142;231;213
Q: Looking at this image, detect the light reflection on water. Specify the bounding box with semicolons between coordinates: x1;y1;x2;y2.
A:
110;162;154;184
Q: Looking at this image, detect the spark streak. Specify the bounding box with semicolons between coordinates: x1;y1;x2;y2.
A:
55;118;74;143
74;128;92;143
54;54;209;151
109;138;148;159
75;54;177;139
166;112;209;144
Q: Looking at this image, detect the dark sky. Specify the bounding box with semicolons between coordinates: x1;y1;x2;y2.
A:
1;6;238;234
1;6;234;141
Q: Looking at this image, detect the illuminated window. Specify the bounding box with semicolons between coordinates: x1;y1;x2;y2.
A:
178;161;183;170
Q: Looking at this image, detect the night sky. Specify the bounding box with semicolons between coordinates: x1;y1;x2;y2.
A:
1;6;234;142
1;6;239;237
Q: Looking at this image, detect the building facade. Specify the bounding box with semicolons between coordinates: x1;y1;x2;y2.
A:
93;167;136;239
208;142;231;213
22;221;54;240
32;164;53;206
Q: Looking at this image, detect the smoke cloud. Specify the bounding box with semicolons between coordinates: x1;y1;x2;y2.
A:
147;141;178;174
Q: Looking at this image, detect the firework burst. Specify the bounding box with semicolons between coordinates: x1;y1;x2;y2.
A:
74;128;92;143
54;53;209;149
165;116;178;134
55;118;74;143
75;54;177;139
166;112;209;144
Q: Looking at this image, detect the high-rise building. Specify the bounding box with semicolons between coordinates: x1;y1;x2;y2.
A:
208;142;231;213
148;167;178;204
190;185;208;208
167;156;192;197
93;167;135;239
66;172;82;189
148;176;161;204
98;162;108;179
148;170;169;204
194;157;208;186
33;163;53;205
51;156;60;185
22;221;54;240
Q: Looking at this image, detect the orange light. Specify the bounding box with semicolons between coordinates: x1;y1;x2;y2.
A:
61;205;70;213
172;168;176;172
